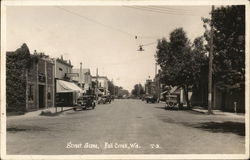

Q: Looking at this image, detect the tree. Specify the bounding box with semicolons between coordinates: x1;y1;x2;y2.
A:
6;43;31;112
202;5;245;89
131;84;145;97
155;28;207;108
108;80;115;95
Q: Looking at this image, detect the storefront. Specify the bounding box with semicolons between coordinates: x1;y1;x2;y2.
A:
26;57;55;111
56;79;84;106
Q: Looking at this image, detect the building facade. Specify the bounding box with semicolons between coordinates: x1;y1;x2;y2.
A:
92;76;109;95
27;56;55;111
6;49;55;112
72;68;92;92
54;56;83;106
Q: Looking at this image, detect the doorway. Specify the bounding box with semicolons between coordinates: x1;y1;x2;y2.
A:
39;85;45;108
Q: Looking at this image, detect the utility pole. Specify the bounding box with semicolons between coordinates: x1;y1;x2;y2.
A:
208;5;214;114
96;68;99;100
80;62;83;89
155;63;157;77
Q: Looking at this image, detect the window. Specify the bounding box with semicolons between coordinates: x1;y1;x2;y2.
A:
28;84;34;101
59;67;63;71
47;86;52;100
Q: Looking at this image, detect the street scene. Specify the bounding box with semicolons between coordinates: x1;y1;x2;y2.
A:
7;100;244;154
2;1;247;158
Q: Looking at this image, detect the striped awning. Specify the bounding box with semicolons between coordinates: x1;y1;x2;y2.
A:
56;80;84;93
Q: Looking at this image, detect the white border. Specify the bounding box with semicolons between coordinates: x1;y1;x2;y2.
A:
1;0;249;159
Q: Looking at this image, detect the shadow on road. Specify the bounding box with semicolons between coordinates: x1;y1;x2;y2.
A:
154;106;197;112
191;121;245;136
154;106;166;110
7;125;48;133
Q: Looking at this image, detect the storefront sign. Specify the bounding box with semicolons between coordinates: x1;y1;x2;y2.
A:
39;74;46;82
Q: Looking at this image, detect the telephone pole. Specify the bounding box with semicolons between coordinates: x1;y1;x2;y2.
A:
96;68;99;100
80;62;83;89
208;5;214;114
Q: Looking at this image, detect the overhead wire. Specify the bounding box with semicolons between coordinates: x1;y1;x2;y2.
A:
142;41;157;46
139;6;197;15
55;6;196;49
55;6;158;40
124;6;200;16
55;6;135;37
149;6;197;13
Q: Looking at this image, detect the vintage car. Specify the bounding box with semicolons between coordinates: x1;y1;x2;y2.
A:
97;95;111;104
73;95;96;110
165;94;180;110
145;94;157;103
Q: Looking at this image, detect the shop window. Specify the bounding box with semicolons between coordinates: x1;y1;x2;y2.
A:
47;87;52;100
28;84;34;101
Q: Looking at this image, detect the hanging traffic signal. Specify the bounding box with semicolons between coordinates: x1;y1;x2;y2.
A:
137;45;144;51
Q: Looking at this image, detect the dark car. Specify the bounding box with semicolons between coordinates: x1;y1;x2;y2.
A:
110;95;115;101
104;95;112;104
74;95;96;110
145;95;157;103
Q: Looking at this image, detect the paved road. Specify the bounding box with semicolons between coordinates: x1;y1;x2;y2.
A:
7;99;245;154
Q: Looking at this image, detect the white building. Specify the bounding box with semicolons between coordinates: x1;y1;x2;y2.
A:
72;68;92;92
92;76;109;95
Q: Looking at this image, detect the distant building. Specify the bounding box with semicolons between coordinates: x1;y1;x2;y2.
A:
92;76;109;95
54;56;73;80
145;79;156;95
72;68;92;92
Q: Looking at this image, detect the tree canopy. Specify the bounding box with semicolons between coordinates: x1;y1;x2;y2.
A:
155;28;207;107
6;43;31;112
203;5;245;88
131;83;145;97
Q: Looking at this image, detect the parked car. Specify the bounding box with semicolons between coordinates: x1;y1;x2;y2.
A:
145;95;157;103
73;95;96;110
165;94;180;110
111;95;115;101
104;95;112;104
97;96;106;104
97;95;111;104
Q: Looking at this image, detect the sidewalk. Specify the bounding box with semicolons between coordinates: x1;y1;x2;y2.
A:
7;107;74;120
159;101;245;119
191;106;245;118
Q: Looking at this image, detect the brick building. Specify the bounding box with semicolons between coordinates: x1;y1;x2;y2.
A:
6;49;55;112
27;55;55;110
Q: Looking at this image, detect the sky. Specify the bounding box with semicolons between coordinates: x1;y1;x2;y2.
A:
6;5;211;91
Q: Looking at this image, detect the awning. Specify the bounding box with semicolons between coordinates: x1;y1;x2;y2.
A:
96;89;104;95
161;86;181;95
161;90;169;95
56;80;84;93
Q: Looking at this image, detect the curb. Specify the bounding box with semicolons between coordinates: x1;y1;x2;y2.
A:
191;109;207;114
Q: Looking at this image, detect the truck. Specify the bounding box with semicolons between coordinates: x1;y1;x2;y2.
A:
145;80;158;103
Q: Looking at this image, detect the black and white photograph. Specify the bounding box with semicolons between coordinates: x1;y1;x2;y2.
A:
1;0;249;159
